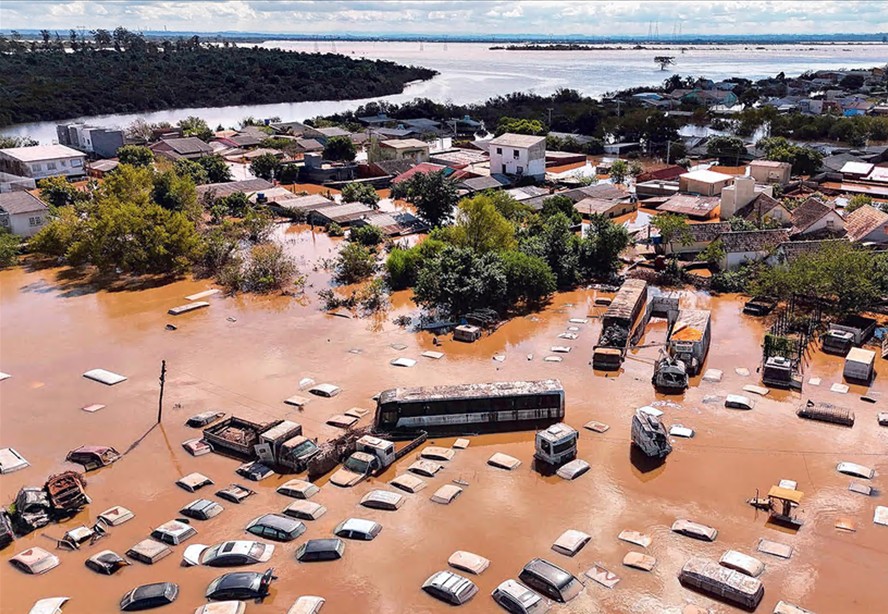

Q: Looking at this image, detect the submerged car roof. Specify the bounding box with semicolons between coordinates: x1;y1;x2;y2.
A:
250;513;302;531
212;571;262;591
129;582;178;600
424;570;477;599
301;538;343;553
523;558;575;588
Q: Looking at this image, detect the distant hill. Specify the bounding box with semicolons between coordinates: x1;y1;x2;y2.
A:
0;43;436;126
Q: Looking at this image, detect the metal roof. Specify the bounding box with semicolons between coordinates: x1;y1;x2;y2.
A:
489;133;546;148
0;144;84;162
0;191;49;215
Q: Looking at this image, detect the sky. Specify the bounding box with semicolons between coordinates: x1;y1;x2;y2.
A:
1;1;886;37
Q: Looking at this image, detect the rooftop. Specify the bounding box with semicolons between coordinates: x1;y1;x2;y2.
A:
157;137;213;156
0;144;84;162
720;229;790;253
196;178;273;199
844;204;888;242
0;191;49;215
489;133;546;148
790;198;835;234
841;161;875;176
680;169;736;184
380;138;429;150
735;193;786;222
657;194;720;217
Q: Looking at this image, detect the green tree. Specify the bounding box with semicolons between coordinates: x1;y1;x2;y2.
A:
579;214;630;277
541;195;581;225
117;144;154;167
699;238;726;267
341;182;380;208
250;153;281;181
499;250;556;307
239;243;298;293
323;136;357;162
152;169;199;219
390;170;459;228
384;238;445;290
0;228;20;268
845;194;873;214
609;159;629;184
652;212;693;254
446;194;517;253
482;190;531;221
521;212;579;289
706;135;747;165
173;158;209;185
177;116;214;141
198;155;232;183
38;176;82;207
0;135;37;148
756;137;823;175
335;241;377;284
349;224;385;248
494;117;545;136
215;192;251;218
413;245;507;315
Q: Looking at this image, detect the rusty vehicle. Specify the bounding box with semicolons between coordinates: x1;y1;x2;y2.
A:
12;487;51;534
65;446;122;472
46;471;90;514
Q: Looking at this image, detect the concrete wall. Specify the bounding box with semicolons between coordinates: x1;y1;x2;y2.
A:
490;142;546;180
1;210;47;237
796;210;844;236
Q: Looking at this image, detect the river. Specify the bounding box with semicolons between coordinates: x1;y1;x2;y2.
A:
3;42;886;144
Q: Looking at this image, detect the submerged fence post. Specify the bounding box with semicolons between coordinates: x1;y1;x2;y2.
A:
157;360;167;424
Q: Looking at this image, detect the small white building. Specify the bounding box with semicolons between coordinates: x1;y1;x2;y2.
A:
749;160;791;186
720;175;776;219
679;169;735;196
719;229;790;271
0;191;50;237
379;138;430;163
0;145;87;180
488;133;546;181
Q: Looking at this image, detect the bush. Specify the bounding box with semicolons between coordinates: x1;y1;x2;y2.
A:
326;222;344;237
0;229;20;268
220;243;300;294
349;224;385;248
341;182;380;208
335;242;377;284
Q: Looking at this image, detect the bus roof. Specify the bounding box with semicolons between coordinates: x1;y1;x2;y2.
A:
378;380;563;405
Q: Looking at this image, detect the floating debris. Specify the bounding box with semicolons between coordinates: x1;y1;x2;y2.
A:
82;369;127;386
585;563;620;588
226;316;237;322
584;420;610;433
808;377;821;386
421;351;444;360
168;301;209;315
569;318;588;324
0;372;10;381
558;332;578;340
551;346;572;353
452;438;470;449
390;343;408;351
185;289;221;301
544;356;563;363
567;326;580;332
830;383;849;394
742;384;770;396
735;368;750;377
165;324;177;331
493;355;506;362
390;357;416;368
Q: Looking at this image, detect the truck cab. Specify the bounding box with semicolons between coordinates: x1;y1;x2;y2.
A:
329;436;396;488
534;423;578;467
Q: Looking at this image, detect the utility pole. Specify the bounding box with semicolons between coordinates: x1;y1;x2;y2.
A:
666;140;672;164
156;360;167;424
546;107;554;125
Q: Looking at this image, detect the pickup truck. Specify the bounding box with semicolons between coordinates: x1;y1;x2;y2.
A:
329;433;427;487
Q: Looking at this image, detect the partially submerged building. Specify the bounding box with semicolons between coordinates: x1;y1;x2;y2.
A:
488;133;547;181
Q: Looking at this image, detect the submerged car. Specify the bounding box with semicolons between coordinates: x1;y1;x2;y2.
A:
193;603;245;614
672;519;718;542
180;499;224;521
491;579;548;614
216;484;256;504
276;479;320;500
150;520;197;546
360;490;404;511
186;411;225;428
236;461;275;482
246;514;306;542
329;452;378;488
295;539;345;562
283;500;327;521
65;445;121;471
518;558;583;603
205;569;276;601
119;582;179;611
9;547;60;575
333;518;382;541
86;550;130;575
183;540;275;567
422;570;478;606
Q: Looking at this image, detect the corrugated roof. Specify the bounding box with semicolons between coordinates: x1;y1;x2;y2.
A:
196;179;273;199
0;144;84;162
658;194;720;217
380;138;429;150
489;133;546;148
0;191;49;215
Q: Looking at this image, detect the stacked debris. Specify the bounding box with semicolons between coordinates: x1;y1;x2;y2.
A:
307;426;372;482
9;471;90;535
599;323;630;348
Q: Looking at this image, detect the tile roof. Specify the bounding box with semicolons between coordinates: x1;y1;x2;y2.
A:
0;190;49;215
776;239;848;261
573;197;631;216
735;193;786;222
561;183;630;203
159;137;213;156
685;221;732;242
844;204;888;242
489;133;546;148
720;229;790;253
790;198;834;234
392;162;448;184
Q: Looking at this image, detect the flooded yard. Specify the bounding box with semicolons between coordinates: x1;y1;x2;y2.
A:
1;249;886;613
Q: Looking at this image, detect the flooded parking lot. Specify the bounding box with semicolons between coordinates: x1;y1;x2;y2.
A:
1;237;887;613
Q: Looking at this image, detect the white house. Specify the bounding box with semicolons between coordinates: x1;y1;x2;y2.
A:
720;175;777;219
488;133;546;181
679;169;735;196
0;191;50;237
749;160;791;185
0;145;87;180
719;229;790;270
379;138;430;163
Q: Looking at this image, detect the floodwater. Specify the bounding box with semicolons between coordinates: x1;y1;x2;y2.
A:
4;41;888;143
1;230;887;613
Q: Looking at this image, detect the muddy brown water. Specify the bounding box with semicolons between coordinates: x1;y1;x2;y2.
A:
1;232;887;613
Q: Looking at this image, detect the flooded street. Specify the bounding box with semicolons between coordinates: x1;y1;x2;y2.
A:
1;236;887;613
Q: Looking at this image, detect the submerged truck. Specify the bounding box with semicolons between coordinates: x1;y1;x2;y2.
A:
822;315;877;356
631;408;672;459
534;423;579;467
329;433;428;487
653;309;711;392
204;417;319;472
593;279;648;371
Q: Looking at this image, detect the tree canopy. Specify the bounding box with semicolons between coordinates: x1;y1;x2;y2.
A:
323;136;357;162
391;171;459;228
341;182;380;208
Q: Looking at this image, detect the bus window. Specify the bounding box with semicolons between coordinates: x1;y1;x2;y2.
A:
381;410;397;424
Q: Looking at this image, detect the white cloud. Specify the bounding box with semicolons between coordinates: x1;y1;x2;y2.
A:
1;1;885;35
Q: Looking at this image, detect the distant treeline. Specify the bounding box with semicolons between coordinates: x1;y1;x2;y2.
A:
0;29;436;126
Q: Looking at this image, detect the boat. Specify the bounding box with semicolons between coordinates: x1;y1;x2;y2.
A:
631;409;672;459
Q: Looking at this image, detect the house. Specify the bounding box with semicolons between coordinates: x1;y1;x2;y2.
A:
269;120;309;136
719;176;777;219
429;148;489;170
657;194;720;220
865;166;888;184
0;145;87;180
636;180;680;199
771;239;849;264
636;165;686;183
300;153;357;184
309;202;373;227
352;210;426;236
734;193;792;226
840;161;875;180
459;174;512;193
681;89;738;107
378;139;430;163
372;127;420;140
488;133;546;181
149;137;214;161
749;160;792;185
603;142;641;156
302;126;351;143
87;159;119;178
574;196;636;219
196;178;274;201
0;191;50;237
797;99;824;115
265;193;336;217
57;123;126;159
844;205;888;244
0;171;36;193
679;169;735;196
662;221;732;255
719;229;790;270
789;198;845;238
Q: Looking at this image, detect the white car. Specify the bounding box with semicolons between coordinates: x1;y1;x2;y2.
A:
422;571;478;605
183;540;274;567
491;579;548;614
10;547;60;575
334;518;382;541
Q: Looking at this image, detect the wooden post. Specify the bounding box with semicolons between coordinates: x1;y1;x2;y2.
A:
157;360;166;424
